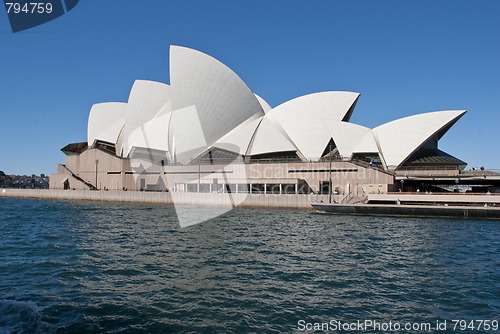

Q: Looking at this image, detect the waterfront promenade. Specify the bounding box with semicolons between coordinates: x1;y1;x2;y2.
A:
2;189;499;211
0;189;324;209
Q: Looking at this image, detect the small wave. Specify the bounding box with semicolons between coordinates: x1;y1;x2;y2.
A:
0;300;55;334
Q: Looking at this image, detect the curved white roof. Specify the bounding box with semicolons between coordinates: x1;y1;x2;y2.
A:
116;80;171;157
168;105;207;164
127;104;172;157
170;46;264;148
352;132;379;154
213;115;262;155
266;91;360;160
87;102;126;147
268;91;359;122
326;121;374;159
247;117;297;156
83;45;467;171
373;110;466;169
254;94;272;113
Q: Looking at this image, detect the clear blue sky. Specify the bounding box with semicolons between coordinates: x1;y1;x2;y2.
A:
1;0;499;175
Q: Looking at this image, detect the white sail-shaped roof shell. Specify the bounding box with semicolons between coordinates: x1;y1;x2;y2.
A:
254;94;272;113
116;80;171;158
127;104;172;155
87;102;126;147
247;117;297;156
168;105;207;165
276;116;332;160
373;110;466;170
170;46;264;150
352;132;379;155
213;115;262;155
326;121;375;159
265;91;360;160
83;45;467;171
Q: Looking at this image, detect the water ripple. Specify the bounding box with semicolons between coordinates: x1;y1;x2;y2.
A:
0;198;499;333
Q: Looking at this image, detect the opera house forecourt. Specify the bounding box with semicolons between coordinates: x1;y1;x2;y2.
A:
49;45;492;208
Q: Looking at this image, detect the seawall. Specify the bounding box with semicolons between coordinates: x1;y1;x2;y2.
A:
0;189;328;210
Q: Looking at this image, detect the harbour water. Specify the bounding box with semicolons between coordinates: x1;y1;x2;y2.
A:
0;198;499;333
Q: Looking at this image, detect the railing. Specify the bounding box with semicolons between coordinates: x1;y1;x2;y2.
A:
352;195;369;204
387;191;500;196
396;166;460;171
152;156;357;166
341;192;353;204
349;159;387;173
61;165;96;190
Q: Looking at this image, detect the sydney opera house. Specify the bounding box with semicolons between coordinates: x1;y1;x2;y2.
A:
50;45;469;197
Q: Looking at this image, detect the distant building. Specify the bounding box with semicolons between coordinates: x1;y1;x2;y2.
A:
5;174;49;189
50;46;469;195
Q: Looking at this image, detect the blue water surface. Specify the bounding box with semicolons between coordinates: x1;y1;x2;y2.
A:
0;198;499;333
